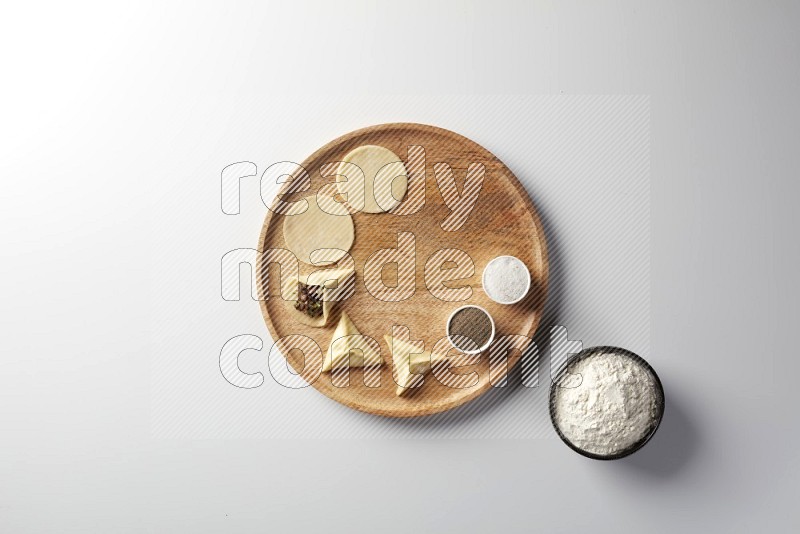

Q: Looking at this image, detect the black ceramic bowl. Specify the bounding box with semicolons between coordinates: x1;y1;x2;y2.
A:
548;346;665;460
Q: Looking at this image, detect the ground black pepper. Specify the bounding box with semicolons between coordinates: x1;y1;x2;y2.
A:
448;307;492;351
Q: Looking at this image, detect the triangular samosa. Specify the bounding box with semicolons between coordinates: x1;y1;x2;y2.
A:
322;311;383;372
384;334;449;396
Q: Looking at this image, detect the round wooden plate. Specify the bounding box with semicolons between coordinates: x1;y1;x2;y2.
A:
257;123;548;417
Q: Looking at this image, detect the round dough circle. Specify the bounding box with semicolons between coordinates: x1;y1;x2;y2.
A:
282;195;354;266
337;145;408;213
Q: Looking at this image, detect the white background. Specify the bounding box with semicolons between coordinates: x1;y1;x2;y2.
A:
1;1;798;532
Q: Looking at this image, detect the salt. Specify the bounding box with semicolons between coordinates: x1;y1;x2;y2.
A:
482;256;530;304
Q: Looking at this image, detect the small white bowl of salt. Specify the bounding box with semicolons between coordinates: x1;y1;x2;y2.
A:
482;255;531;305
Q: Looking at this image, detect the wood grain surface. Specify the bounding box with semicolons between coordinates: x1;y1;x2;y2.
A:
257;123;548;417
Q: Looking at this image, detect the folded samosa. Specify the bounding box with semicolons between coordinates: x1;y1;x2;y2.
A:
322;311;383;372
384;334;449;396
287;267;355;327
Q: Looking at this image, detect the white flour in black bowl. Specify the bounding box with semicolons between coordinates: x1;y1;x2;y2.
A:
550;348;664;459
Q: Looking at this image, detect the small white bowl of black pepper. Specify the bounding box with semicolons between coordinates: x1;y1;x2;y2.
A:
446;305;495;354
